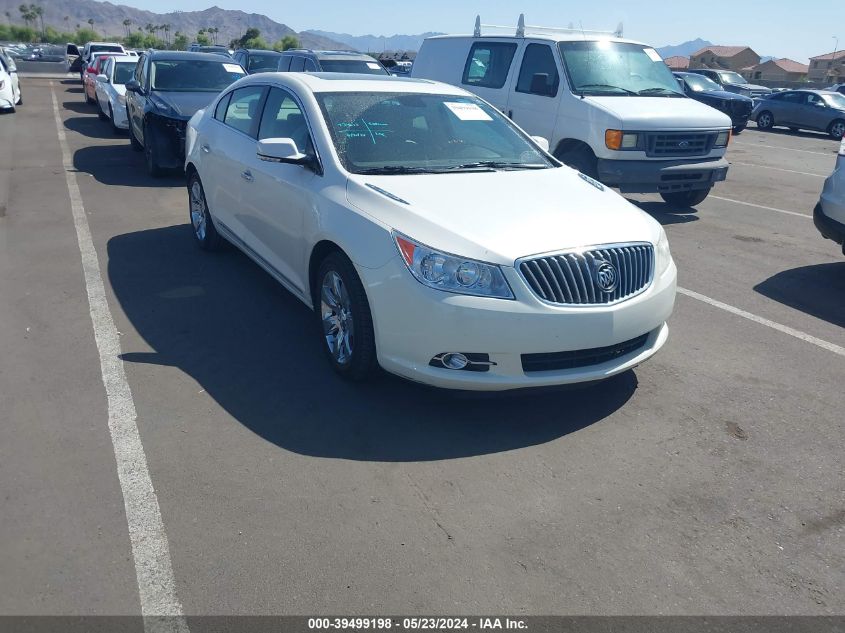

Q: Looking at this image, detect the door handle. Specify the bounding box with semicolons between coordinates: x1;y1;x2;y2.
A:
241;170;254;182
200;144;211;154
507;110;513;119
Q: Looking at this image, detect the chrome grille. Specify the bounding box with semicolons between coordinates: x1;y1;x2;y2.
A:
519;244;654;306
646;132;713;157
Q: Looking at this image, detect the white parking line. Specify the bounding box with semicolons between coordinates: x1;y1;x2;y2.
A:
50;85;190;633
709;195;812;218
732;141;833;156
678;287;845;357
730;162;826;178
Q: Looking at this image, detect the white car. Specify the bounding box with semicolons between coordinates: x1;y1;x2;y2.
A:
815;137;845;255
184;74;677;390
0;52;21;112
94;55;137;133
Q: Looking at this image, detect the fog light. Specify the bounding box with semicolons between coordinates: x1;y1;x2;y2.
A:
441;352;469;370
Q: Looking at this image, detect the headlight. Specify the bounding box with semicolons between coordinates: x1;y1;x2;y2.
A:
605;129;639;150
714;130;731;147
394;233;514;299
656;228;673;277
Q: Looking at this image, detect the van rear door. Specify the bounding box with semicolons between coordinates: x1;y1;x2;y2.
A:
458;40;519;114
505;41;562;146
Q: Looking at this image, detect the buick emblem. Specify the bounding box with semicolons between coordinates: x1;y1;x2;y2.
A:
594;260;618;293
677;140;690;148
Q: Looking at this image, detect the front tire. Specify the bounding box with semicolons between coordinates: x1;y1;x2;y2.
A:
660;188;711;208
315;252;378;381
15;89;22;105
555;144;599;180
144;123;162;177
109;104;121;135
733;124;746;134
756;111;774;130
96;97;107;120
187;172;223;251
829;119;845;141
128;118;143;151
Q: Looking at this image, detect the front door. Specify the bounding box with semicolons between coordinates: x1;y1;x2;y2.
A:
506;41;562;143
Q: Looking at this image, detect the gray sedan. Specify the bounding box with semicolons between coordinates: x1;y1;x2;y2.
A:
752;90;845;140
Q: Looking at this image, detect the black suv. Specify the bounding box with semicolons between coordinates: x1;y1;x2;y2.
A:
125;50;246;176
674;72;755;133
232;49;283;74
277;50;389;75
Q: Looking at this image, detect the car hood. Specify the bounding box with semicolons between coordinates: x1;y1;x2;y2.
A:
725;82;770;92
346;167;661;265
150;91;218;119
695;89;753;102
584;95;732;129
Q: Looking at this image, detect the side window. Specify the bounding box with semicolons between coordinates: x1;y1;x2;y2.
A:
289;56;305;72
515;43;559;97
278;56;292;72
304;58;318;72
135;55;146;87
462;42;518;89
780;92;801;104
214;92;232;121
223;86;266;138
257;88;312;153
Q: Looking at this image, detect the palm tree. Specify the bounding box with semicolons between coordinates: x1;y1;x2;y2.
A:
4;11;12;25
31;4;44;39
87;17;95;36
18;4;35;28
211;27;220;43
162;23;171;45
123;19;132;37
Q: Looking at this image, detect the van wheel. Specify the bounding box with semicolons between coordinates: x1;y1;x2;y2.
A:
756;111;774;130
556;145;598;179
660;188;711;208
314;251;378;381
829;119;845;141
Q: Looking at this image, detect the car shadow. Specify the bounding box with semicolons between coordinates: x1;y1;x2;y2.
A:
64;116;118;140
628;199;700;226
107;225;639;462
750;124;836;142
63;100;93;113
754;262;845;328
73;144;184;188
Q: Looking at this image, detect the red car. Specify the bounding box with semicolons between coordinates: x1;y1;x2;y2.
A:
83;54;121;105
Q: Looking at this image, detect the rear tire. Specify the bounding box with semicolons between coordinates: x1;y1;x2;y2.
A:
187;172;223;251
756;111;774;130
555;144;599;180
314;251;378;381
828;119;845;141
660;188;711;208
732;124;746;134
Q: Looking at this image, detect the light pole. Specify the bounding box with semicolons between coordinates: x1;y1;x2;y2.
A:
833;36;840;83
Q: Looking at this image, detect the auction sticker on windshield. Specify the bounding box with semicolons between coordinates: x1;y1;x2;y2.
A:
444;102;493;121
367;62;381;70
223;63;245;73
643;48;663;62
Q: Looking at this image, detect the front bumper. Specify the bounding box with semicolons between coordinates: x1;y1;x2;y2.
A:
359;256;677;391
597;157;729;194
814;204;845;248
146;114;188;169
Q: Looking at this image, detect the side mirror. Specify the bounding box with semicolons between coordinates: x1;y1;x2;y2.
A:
530;73;554;96
125;79;141;94
257;138;312;167
531;136;550;152
96;74;108;83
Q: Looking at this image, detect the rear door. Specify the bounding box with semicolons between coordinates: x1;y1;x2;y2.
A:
772;91;803;126
506;41;562;142
459;40;520;113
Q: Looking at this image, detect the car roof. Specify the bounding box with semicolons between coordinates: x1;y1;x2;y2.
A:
425;33;647;47
146;50;232;61
283;50;378;60
242;49;282;54
233;71;464;95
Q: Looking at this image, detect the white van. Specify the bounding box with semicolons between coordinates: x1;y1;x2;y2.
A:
412;15;733;207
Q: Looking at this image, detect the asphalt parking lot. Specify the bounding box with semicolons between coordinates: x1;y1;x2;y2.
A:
0;77;843;618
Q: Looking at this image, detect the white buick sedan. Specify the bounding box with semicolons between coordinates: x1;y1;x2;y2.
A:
184;74;677;390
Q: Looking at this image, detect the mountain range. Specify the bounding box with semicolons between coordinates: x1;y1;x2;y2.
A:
0;0;351;50
302;30;444;54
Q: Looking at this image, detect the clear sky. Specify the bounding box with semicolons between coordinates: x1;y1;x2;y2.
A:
102;0;841;63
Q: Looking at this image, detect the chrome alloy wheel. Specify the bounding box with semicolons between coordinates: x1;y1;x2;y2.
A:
189;181;207;241
320;270;354;365
831;120;845;140
757;112;773;128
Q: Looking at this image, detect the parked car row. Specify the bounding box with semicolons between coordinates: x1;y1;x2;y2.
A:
0;47;22;112
752;89;845;140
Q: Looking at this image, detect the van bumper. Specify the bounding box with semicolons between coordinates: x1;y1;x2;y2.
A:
597;157;729;194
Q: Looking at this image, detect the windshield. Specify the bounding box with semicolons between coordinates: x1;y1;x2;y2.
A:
113;62;136;85
91;45;123;55
319;59;389;75
683;74;721;92
822;93;845;109
718;71;747;85
248;53;281;72
316;92;554;174
150;60;246;92
558;41;683;96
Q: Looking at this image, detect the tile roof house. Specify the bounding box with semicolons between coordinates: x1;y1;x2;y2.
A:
664;55;690;70
742;58;809;82
808;50;845;82
688;45;760;72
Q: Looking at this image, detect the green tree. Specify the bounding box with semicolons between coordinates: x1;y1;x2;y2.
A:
173;31;189;51
87;18;95;37
31;4;43;38
196;32;211;46
123;19;132;36
272;35;300;52
18;4;35;28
